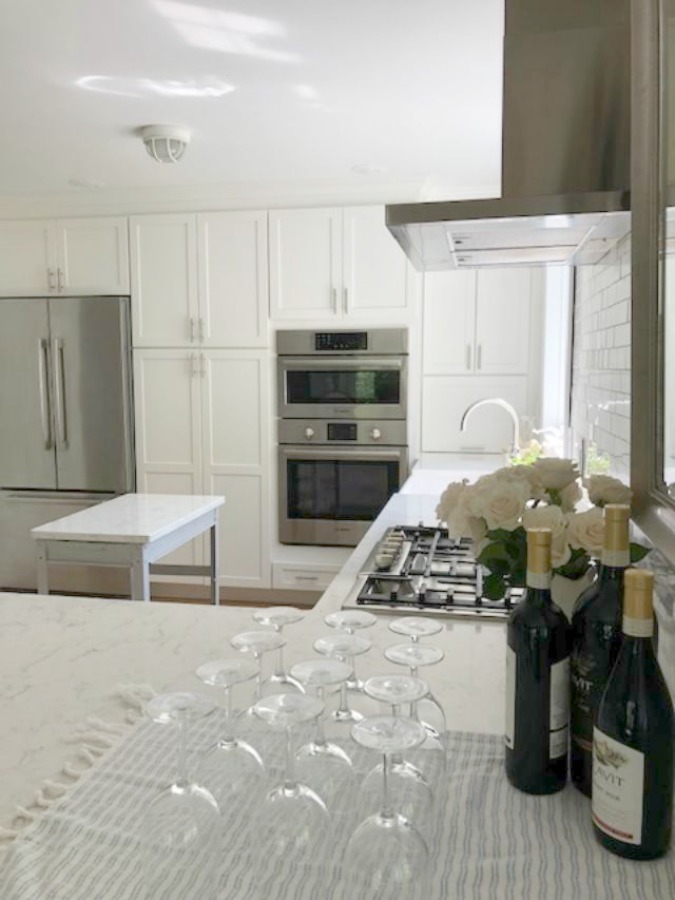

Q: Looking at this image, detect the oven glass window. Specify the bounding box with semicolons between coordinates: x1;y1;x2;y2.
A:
287;459;400;520
286;370;400;405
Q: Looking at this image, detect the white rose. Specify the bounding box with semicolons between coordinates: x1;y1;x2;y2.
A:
468;478;529;532
558;480;582;512
436;480;468;524
585;475;632;508
521;505;572;568
566;507;604;556
436;480;477;537
532;458;580;492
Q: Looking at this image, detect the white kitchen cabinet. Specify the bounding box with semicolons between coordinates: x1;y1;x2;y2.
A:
133;348;271;589
269;205;412;321
271;562;341;592
422;376;530;454
130;211;268;348
423;268;537;376
0;217;129;297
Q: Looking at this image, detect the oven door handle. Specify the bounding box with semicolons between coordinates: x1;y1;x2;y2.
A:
278;356;405;371
279;445;407;463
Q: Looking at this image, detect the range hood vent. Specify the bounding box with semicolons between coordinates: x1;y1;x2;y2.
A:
386;0;631;270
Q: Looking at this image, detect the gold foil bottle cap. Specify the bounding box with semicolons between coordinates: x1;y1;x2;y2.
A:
603;504;630;553
623;568;654;620
527;528;552;575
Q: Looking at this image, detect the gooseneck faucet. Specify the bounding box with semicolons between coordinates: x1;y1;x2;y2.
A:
459;397;522;456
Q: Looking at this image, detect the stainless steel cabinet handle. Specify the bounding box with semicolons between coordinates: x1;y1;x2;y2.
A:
343;287;349;311
191;353;198;377
295;575;319;582
477;344;482;370
38;339;53;449
190;317;197;342
47;269;56;291
52;338;68;449
57;268;64;292
332;288;338;311
466;344;472;370
199;317;205;343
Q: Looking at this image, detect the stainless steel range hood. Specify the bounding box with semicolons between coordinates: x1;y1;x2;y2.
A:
386;0;632;270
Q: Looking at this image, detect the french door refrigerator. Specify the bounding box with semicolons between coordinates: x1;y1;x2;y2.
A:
0;296;135;494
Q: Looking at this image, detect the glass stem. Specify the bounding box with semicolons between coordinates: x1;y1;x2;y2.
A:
253;653;263;702
409;666;418;719
314;686;327;747
284;725;296;790
274;644;286;679
381;752;394;820
337;682;351;716
176;713;189;789
222;685;234;743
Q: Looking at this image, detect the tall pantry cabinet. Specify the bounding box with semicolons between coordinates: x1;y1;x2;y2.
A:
131;212;271;591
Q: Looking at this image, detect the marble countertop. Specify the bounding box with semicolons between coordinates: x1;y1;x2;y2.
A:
30;493;225;543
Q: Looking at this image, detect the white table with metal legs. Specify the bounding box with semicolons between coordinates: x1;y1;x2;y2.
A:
31;494;225;604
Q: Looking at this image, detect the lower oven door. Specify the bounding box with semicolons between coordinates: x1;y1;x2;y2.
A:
279;445;408;546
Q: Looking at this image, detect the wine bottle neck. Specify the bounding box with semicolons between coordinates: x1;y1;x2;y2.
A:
622;615;654;638
601;549;629;568
526;570;551;590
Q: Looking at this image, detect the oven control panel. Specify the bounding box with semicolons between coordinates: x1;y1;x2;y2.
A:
278;419;407;446
315;332;368;352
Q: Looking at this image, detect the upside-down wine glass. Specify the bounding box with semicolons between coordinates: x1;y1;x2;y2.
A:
139;692;220;895
230;630;286;719
343;715;429;896
252;692;328;860
253;606;305;693
313;633;371;724
324;610;377;691
384;642;447;744
195;658;265;803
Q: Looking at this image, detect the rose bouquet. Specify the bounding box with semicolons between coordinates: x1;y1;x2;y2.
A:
436;459;649;601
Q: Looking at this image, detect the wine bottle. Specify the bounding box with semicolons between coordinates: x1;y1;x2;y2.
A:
505;527;572;795
570;504;629;797
592;569;674;860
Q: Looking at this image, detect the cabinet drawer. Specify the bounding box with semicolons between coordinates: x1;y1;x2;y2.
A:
272;563;339;592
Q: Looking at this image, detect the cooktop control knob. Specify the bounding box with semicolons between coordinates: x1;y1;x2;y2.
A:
304;427;315;440
371;428;382;441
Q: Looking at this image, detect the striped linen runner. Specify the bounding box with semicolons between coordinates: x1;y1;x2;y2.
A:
0;714;673;900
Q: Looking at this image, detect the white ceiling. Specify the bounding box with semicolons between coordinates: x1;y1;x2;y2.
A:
0;0;504;206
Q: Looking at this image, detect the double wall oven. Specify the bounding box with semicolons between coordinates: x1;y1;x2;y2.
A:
277;329;409;546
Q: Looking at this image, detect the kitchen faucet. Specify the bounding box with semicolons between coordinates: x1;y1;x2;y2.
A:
459;398;521;456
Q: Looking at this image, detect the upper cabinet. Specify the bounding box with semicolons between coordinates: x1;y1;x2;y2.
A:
130;211;269;348
0;218;129;297
423;268;537;376
269;205;413;321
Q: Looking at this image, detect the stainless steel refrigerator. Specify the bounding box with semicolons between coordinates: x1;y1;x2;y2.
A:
0;296;135;494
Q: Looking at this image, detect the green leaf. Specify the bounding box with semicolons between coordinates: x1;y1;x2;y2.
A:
483;572;508;601
555;547;592;580
486;528;518;542
629;542;650;563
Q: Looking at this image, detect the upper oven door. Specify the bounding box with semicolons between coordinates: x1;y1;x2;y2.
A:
277;356;407;419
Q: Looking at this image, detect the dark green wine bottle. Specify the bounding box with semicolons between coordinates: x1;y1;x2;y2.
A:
570;504;629;797
505;528;572;795
592;569;674;860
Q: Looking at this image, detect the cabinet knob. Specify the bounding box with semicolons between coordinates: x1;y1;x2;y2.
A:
47;268;56;291
304;427;315;440
371;428;382;440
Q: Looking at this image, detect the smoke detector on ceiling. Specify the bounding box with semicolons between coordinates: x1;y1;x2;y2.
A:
140;125;191;163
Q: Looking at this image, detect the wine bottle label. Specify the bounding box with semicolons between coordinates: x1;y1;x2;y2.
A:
526;571;551;589
623;616;653;638
601;549;629;568
550;656;570;759
505;645;515;750
592;727;644;845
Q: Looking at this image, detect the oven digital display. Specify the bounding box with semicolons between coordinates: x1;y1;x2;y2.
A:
327;423;357;441
315;332;368;352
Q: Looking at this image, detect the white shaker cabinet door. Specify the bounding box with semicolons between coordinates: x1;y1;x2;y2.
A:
133;349;205;567
200;350;271;588
474;269;533;375
0;221;54;296
198;211;269;348
422;376;529;454
130;214;199;347
57;218;129;295
342;206;410;316
423;270;477;375
269;208;343;319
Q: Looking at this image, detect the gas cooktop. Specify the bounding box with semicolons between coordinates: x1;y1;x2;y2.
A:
345;525;523;620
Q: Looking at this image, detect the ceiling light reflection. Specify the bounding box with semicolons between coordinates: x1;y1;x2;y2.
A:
76;75;235;98
151;1;300;62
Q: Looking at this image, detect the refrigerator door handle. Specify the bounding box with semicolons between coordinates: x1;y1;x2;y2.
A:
53;338;68;449
38;339;53;449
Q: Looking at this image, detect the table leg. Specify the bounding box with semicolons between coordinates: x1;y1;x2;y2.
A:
36;542;49;595
210;522;220;606
130;549;150;602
